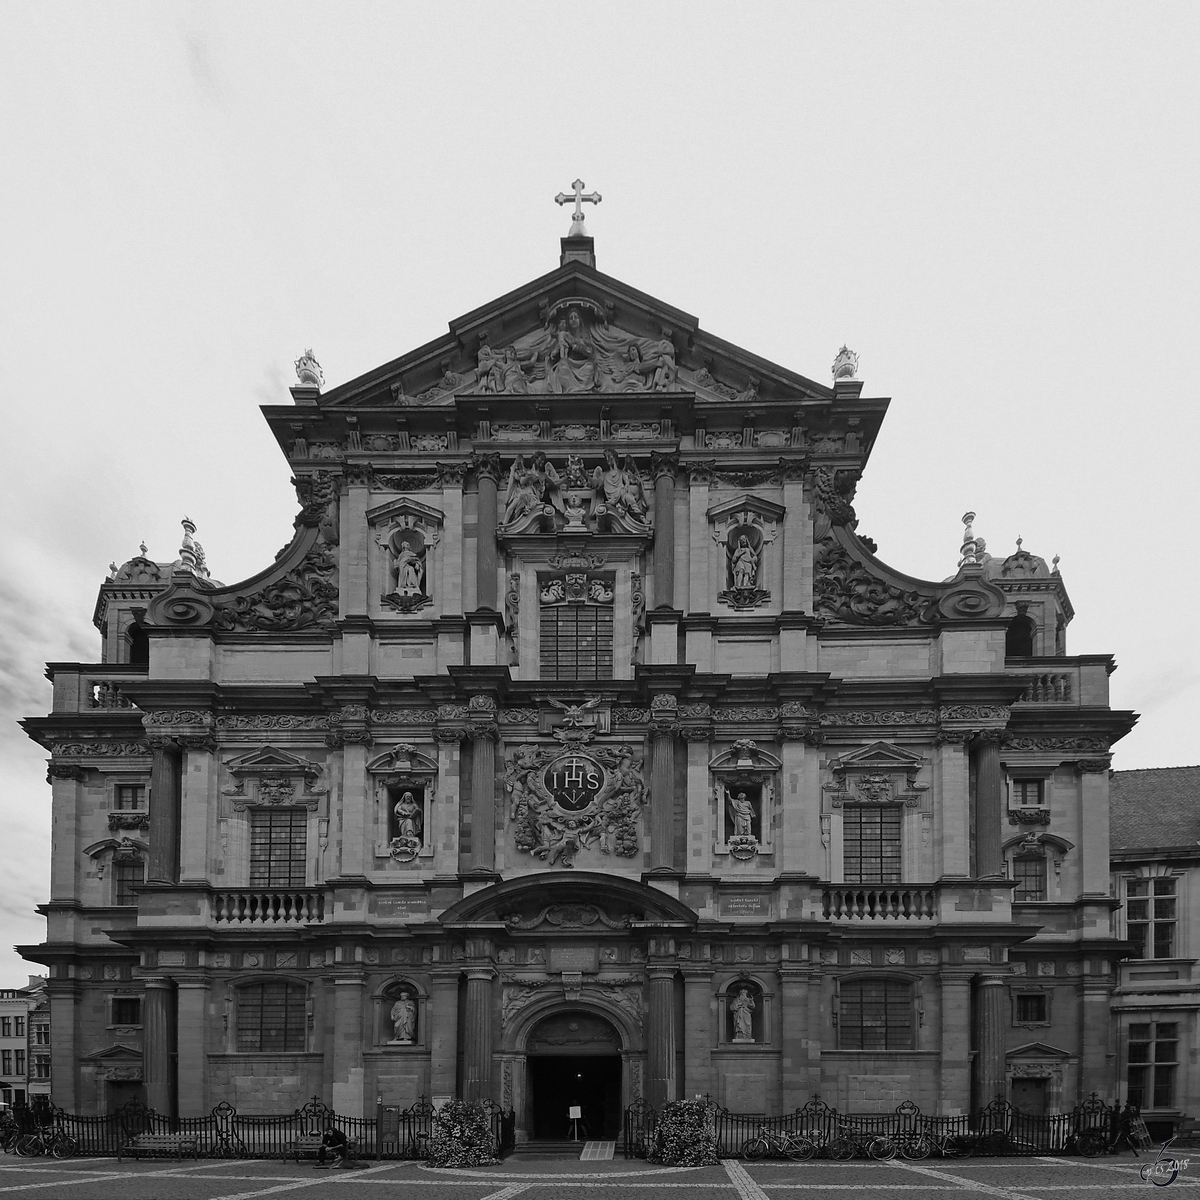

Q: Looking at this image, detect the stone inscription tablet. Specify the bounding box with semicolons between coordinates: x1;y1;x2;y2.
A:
549;945;598;973
374;895;429;919
720;894;771;919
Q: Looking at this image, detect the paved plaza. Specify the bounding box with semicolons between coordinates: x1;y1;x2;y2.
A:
0;1153;1191;1200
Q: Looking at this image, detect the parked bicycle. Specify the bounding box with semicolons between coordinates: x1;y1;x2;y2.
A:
741;1125;817;1161
15;1126;77;1159
899;1125;970;1159
828;1122;896;1161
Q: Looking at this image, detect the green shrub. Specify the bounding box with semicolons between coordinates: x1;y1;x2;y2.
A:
426;1100;499;1168
649;1099;719;1166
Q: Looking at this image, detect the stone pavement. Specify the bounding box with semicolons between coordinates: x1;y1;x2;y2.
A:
0;1152;1191;1199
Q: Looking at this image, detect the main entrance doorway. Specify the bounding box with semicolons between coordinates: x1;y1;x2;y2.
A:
525;1012;623;1140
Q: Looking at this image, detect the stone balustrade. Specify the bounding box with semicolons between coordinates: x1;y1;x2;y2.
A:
209;890;326;924
822;885;938;921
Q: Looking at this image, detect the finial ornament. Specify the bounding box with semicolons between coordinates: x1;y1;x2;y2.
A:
176;517;210;578
294;349;324;390
1016;535;1023;551
832;345;859;382
959;511;979;568
139;541;148;557
554;179;602;237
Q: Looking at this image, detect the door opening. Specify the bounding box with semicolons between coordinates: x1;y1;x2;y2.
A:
1010;1077;1048;1117
528;1054;622;1140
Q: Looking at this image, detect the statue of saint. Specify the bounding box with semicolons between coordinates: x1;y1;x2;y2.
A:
529;452;566;519
502;456;542;525
500;346;530;394
389;991;416;1043
547;310;597;392
393;791;422;843
726;789;756;840
731;535;759;591
394;543;423;593
730;987;755;1042
591;451;649;525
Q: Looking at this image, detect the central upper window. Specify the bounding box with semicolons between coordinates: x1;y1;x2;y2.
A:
843;805;902;884
538;571;614;681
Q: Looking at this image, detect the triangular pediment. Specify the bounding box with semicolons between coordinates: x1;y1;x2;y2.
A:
311;262;833;409
223;746;321;779
82;1043;142;1062
1008;1041;1072;1060
829;741;926;773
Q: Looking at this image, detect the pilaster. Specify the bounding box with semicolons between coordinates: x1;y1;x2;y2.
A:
650;452;679;610
681;965;713;1099
938;969;972;1115
429;969;460;1102
649;696;678;872
973;733;1004;878
472;453;501;611
779;965;814;1110
331;970;367;1117
146;738;181;885
175;977;210;1116
180;744;215;882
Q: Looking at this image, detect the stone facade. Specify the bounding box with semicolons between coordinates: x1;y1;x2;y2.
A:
20;232;1136;1134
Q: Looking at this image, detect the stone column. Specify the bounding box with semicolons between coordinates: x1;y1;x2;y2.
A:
473;453;502;611
142;977;175;1116
649;698;678;872
974;973;1008;1109
147;738;182;885
646;959;677;1108
331;970;366;1117
1080;977;1113;1101
972;732;1004;878
462;939;495;1102
47;981;80;1112
468;700;499;874
779;966;813;1110
938;970;973;1115
175;978;210;1117
429;969;460;1102
650;452;679;609
681;966;713;1100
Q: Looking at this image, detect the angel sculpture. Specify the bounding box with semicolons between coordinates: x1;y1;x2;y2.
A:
548;696;602;727
502;456;542;526
591;450;649;526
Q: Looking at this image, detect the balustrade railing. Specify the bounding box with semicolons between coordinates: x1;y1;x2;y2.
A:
210;890;326;924
88;680;136;709
822;886;937;921
1018;673;1073;703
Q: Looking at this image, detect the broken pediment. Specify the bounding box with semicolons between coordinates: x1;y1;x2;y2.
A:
824;742;929;810
367;744;439;776
222;746;325;811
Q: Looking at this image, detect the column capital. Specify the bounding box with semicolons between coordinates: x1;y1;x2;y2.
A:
645;964;677;981
650;450;681;482
464;966;496;982
469;452;503;484
142;976;174;992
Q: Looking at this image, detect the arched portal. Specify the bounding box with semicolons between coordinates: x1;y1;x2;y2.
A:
524;1010;624;1141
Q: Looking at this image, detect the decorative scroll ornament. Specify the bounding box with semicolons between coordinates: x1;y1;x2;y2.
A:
505;741;648;868
823;741;929;810
213;544;338;633
501;904;636;931
815;538;934;626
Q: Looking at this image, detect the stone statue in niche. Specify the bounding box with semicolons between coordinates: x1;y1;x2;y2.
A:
730;987;756;1043
721;782;762;859
719;524;769;610
382;523;434;613
389;789;423;863
389;991;416;1044
727;789;757;839
591;451;651;532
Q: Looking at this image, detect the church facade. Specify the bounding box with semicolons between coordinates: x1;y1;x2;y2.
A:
22;221;1136;1136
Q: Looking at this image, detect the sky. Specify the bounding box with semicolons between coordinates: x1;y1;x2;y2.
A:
0;1;1197;987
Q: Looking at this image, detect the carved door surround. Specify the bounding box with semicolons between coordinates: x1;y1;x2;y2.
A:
707;494;785;612
367;743;439;863
367;497;445;616
1005;1041;1072;1113
709;740;780;860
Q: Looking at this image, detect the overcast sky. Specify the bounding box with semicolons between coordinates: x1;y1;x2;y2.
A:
1;2;1197;986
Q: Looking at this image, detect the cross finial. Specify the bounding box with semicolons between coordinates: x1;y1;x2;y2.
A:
555;179;602;237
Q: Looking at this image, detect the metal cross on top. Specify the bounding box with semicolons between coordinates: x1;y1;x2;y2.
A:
555;179;601;237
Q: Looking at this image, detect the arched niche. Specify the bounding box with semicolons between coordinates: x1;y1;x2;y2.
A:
718;975;771;1046
372;977;427;1048
367;744;438;864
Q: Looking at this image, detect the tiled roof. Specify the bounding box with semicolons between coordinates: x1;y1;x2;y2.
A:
1110;766;1200;850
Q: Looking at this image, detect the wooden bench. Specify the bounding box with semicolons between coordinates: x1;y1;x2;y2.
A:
118;1133;200;1161
1173;1118;1200;1147
285;1132;357;1163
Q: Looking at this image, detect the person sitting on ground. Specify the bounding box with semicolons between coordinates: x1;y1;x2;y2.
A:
314;1125;351;1168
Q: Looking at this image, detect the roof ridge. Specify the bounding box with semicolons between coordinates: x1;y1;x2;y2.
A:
1113;765;1200;774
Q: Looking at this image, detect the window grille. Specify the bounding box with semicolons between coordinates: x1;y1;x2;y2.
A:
1128;1022;1178;1109
113;859;144;906
236;982;307;1053
1016;994;1047;1023
114;785;145;811
249;809;307;889
839;979;913;1050
1011;780;1044;806
539;605;613;681
112;997;142;1025
1012;855;1047;902
1127;878;1176;959
842;805;902;884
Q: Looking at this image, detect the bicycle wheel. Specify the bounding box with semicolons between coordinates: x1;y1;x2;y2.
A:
52;1135;77;1160
742;1137;767;1161
1078;1131;1106;1158
901;1134;930;1160
785;1135;817;1162
869;1137;897;1161
830;1136;855;1161
942;1137;969;1158
15;1135;40;1157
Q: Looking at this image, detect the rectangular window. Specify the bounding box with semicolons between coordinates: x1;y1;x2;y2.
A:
1012;780;1044;806
249;809;308;889
839;979;913;1050
114;785;145;811
34;1027;49;1046
112;997;142;1026
0;1018;10;1037
1128;1022;1178;1109
842;805;902;884
1016;994;1048;1023
34;1057;49;1080
13;1052;23;1075
1;1051;11;1074
1127;878;1176;959
539;605;614;681
113;859;145;906
236;982;307;1053
1013;856;1047;902
13;1019;23;1037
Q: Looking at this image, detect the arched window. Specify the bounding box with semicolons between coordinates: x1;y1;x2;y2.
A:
127;624;149;667
839;978;913;1050
236;982;307;1053
1006;615;1036;658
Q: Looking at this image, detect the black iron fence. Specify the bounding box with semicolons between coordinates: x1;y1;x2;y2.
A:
20;1095;513;1161
625;1094;1122;1159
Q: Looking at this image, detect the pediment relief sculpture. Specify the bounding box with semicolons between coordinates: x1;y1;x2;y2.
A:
221;746;326;811
498;451;651;537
